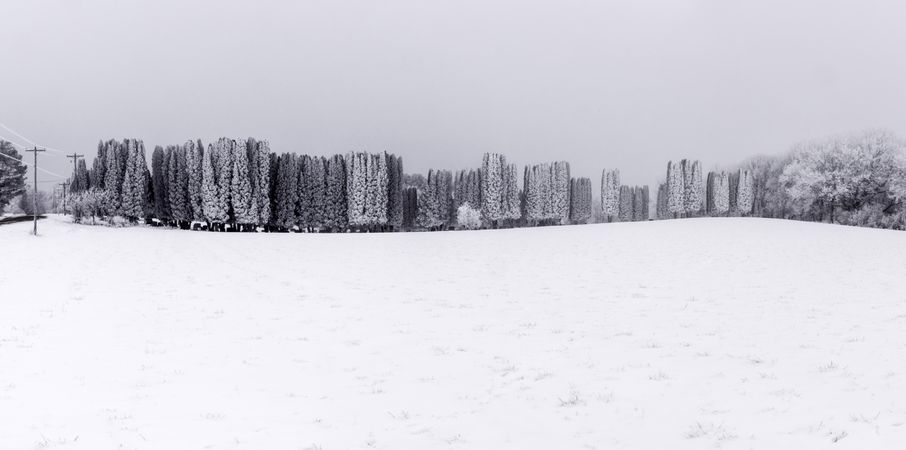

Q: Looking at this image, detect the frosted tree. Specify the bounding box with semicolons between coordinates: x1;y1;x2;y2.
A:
402;186;418;228
120;139;147;222
503;164;521;221
523;166;540;224
151;146;170;221
70;159;89;193
417;170;442;229
737;169;754;215
656;183;668;219
386;153;404;229
296;155;315;230
618;185;633;222
345;152;368;226
275;153;299;229
553;161;571;223
254;140;271;226
600;169;620;221
569;177;592;223
713;171;730;215
103;140;125;214
666;160;684;217
456;202;482;229
185;139;205;222
0;141;27;212
728;170;740;213
90;141;108;190
214;138;234;224
684;160;704;215
168;145;190;225
201;142;226;225
632;186;649;221
480;153;505;224
324;154;348;231
231;139;256;226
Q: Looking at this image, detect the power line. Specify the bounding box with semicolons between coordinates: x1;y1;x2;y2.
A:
0;122;65;154
0;149;68;177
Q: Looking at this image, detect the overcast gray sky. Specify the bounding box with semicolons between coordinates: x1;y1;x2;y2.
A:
2;0;905;191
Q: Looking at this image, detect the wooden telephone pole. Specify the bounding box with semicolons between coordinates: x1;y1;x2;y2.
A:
26;147;46;235
58;182;68;214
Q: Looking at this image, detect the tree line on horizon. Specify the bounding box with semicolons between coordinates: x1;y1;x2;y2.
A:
2;128;905;231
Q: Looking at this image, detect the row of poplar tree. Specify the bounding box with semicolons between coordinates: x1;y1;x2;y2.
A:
66;138;606;230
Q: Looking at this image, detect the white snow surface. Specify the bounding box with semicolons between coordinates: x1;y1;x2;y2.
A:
2;215;906;449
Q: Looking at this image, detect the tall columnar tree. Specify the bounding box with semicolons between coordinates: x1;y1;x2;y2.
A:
569;177;592;224
656;183;668;219
201;141;226;224
103;140;125;214
737;169;754;215
523;166;540;223
231;138;257;226
618;185;633;222
213;138;234;223
417;170;442;229
275;153;299;229
120;139;147;221
185;139;205;222
552;161;571;223
254;140;271;226
684;160;704;216
632;186;649;221
168;145;190;225
728;170;740;213
712;171;730;215
345;152;368;226
600;169;620;221
667;160;684;217
70;159;89;193
324;154;348;231
386;153;404;229
90;140;108;190
480;153;505;224
402;186;418;229
503;163;521;221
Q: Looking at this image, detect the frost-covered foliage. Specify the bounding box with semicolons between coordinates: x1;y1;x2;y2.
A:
417;169;453;229
456;202;482;229
345;152;391;228
524;161;570;224
685;160;704;215
781;129;906;224
600;169;620;221
480;153;506;223
736;170;754;216
402;186;418;229
386;153;404;229
618;185;633;222
201;141;225;223
454;169;481;213
185;140;205;222
119;139;147;221
274;153;299;230
633;186;649;221
666;161;684;216
569;177;592;224
0;140;27;212
656;183;668;219
708;171;730;215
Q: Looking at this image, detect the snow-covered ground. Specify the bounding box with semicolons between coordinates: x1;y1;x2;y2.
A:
2;216;906;449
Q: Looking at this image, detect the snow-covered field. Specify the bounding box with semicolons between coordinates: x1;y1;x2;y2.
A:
2;216;906;449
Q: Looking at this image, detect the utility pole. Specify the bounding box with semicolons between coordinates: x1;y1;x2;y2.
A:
26;147;46;236
66;153;84;190
58;182;68;214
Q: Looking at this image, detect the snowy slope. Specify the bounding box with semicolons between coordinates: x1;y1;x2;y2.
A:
2;216;906;449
